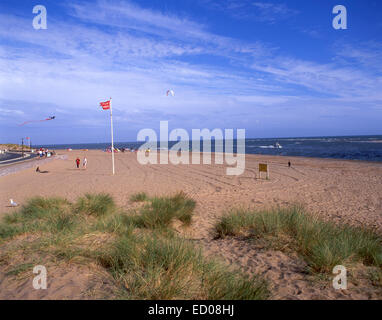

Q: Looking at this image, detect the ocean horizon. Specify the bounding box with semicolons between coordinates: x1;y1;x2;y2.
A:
36;135;382;162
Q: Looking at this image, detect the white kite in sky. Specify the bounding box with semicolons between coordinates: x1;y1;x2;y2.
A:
166;90;175;97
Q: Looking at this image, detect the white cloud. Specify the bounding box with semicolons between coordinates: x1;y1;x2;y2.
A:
251;55;382;101
0;108;24;115
0;0;380;137
67;0;267;57
335;41;382;73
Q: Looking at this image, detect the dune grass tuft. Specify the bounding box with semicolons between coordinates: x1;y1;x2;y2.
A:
0;192;268;300
95;233;269;300
6;263;35;276
4;197;71;223
130;192;148;202
0;196;74;240
215;206;382;274
0;224;21;240
74;193;116;217
135;192;196;229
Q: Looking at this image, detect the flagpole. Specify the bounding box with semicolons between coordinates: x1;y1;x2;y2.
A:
110;97;115;175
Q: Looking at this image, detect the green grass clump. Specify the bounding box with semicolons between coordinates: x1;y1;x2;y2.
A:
215;207;382;274
74;193;116;217
6;263;34;276
48;212;76;233
0;197;73;240
202;260;269;300
4;197;70;223
96;233;269;300
130;192;148;202
94;192;196;234
136;192;196;228
0;192;268;300
94;212;135;235
0;224;21;240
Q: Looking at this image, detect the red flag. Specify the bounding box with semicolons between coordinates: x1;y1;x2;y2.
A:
100;100;111;110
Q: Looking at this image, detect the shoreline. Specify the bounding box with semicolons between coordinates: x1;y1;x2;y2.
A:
53;148;382;165
1;150;381;180
30;135;382;164
2;149;382;177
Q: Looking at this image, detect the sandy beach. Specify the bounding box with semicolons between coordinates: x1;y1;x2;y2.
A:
1;150;382;299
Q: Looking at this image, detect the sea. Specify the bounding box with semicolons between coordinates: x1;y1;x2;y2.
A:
38;135;382;162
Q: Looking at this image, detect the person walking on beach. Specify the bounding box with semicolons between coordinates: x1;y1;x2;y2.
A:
83;157;87;170
288;161;291;168
75;157;81;169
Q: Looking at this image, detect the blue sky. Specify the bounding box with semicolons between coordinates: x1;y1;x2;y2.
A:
0;0;381;144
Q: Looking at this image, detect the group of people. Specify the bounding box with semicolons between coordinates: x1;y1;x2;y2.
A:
106;147;137;153
120;148;137;153
38;148;55;158
75;157;87;169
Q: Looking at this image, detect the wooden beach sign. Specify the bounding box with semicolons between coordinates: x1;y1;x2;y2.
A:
259;163;269;180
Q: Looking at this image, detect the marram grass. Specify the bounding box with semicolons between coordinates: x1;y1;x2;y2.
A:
129;192;148;202
0;192;269;300
215;206;382;273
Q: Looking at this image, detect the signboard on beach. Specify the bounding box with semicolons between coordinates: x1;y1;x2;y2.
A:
259;164;267;172
259;163;269;180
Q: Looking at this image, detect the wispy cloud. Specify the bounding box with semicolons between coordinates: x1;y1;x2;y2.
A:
69;0;206;39
200;0;299;23
252;2;299;23
67;0;268;58
0;107;24;115
251;55;382;101
0;0;381;142
334;41;382;73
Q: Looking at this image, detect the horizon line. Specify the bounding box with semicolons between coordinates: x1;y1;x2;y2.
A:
17;133;382;146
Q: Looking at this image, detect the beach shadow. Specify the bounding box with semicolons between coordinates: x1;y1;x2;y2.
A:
37;171;50;173
291;167;306;176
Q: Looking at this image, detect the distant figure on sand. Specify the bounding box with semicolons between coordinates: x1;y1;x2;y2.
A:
36;166;48;173
288;161;291;168
83;157;87;169
75;157;80;169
